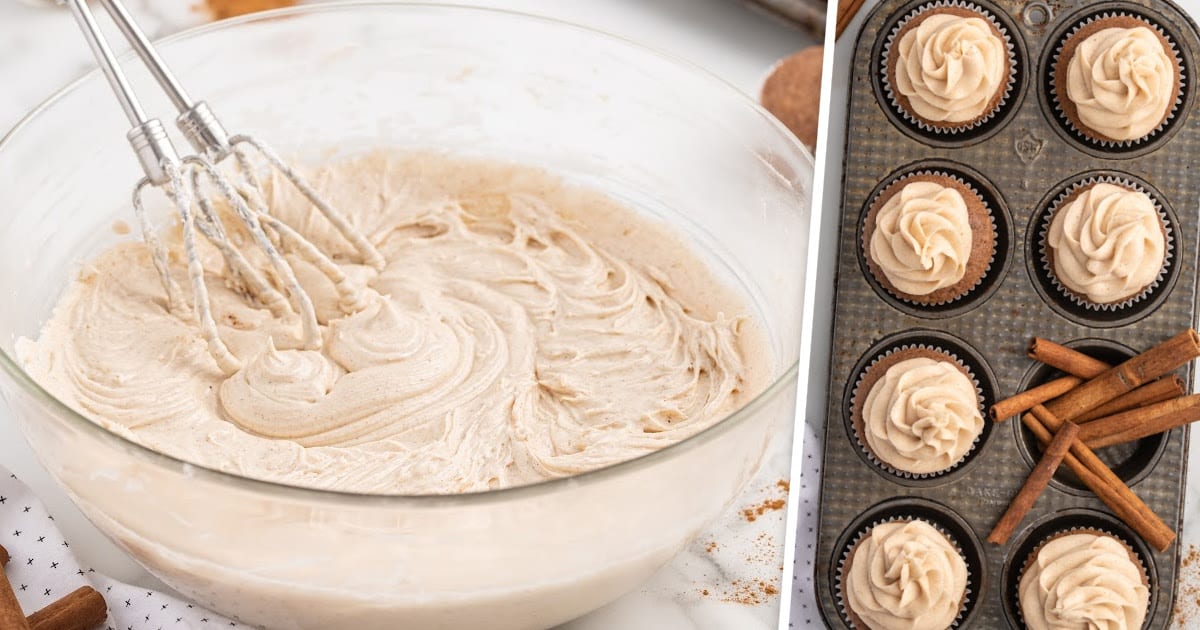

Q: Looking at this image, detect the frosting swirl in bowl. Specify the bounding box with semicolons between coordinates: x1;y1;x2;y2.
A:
1066;26;1175;141
861;356;983;475
18;152;771;494
845;520;968;630
894;13;1009;124
869;180;974;297
1018;533;1149;630
1047;183;1165;304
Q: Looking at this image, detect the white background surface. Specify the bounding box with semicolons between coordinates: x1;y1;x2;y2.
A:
0;1;818;629
796;1;1200;628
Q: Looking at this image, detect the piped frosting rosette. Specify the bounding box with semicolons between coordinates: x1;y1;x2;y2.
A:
1038;176;1173;311
836;516;973;630
1016;528;1150;630
849;344;986;479
881;0;1018;133
1050;11;1185;148
862;170;997;307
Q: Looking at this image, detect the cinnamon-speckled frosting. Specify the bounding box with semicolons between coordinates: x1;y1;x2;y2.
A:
869;180;974;298
862;357;982;475
1018;533;1149;630
1047;182;1165;305
894;12;1008;124
18;152;771;494
1066;25;1175;141
845;520;968;630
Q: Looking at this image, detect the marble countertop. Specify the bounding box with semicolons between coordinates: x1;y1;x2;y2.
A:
793;1;1200;627
0;2;814;629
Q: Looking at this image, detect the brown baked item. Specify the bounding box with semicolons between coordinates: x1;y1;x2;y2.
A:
761;46;824;149
885;6;1011;132
862;173;994;305
1053;15;1180;144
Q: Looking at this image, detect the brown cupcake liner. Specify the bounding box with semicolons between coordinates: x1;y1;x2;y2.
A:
849;343;985;480
1014;527;1151;629
880;0;1018;134
862;169;997;307
1049;11;1186;148
835;515;973;630
1037;175;1174;312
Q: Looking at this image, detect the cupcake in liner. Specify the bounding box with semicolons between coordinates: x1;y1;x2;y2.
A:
849;343;986;480
861;170;998;307
835;515;974;630
880;0;1018;134
1037;175;1174;312
1014;527;1151;629
1049;11;1185;148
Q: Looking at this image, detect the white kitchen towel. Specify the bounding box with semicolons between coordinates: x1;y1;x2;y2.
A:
0;465;237;630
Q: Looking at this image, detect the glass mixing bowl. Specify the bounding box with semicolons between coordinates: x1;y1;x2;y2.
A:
0;4;813;629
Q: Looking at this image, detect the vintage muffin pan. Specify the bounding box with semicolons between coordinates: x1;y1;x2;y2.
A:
817;0;1200;627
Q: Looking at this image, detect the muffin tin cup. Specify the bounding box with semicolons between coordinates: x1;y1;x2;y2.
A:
857;160;1014;318
1033;173;1177;322
1011;338;1171;496
880;0;1020;138
832;498;985;630
847;337;992;483
1002;510;1158;629
1046;5;1188;153
861;168;999;309
817;0;1198;627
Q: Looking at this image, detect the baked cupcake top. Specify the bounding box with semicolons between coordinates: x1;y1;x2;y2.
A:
1065;25;1176;142
846;520;968;630
1018;533;1149;630
1047;182;1165;305
861;356;983;475
869;180;974;297
893;11;1009;125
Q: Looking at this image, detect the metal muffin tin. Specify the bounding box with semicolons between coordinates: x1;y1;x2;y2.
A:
816;0;1200;627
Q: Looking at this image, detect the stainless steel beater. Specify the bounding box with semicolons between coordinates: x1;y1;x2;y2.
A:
64;0;384;374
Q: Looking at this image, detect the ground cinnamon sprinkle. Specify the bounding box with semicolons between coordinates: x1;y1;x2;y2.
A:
705;541;718;553
777;479;790;492
742;499;786;523
199;0;296;20
1174;545;1200;626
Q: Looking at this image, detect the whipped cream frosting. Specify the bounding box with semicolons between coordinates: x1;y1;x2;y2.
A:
894;13;1009;124
19;152;770;494
1066;25;1175;141
845;520;968;630
870;180;974;297
862;356;982;475
1047;183;1165;304
1018;533;1149;630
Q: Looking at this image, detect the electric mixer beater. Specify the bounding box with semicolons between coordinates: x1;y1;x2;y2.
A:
63;0;385;374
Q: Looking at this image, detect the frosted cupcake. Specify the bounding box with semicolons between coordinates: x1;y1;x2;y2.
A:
1018;530;1149;630
843;519;969;630
852;347;984;476
1044;181;1167;308
1054;15;1181;144
864;174;995;305
885;4;1014;132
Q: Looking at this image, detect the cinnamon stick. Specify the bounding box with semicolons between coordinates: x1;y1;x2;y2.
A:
988;420;1079;545
0;545;31;630
1079;395;1200;450
1028;338;1111;379
991;375;1083;422
1074;376;1186;423
1043;330;1200;423
26;586;106;630
1026;406;1176;551
836;0;867;38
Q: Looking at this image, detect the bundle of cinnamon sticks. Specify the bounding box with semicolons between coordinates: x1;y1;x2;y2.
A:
986;329;1200;551
0;543;107;630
